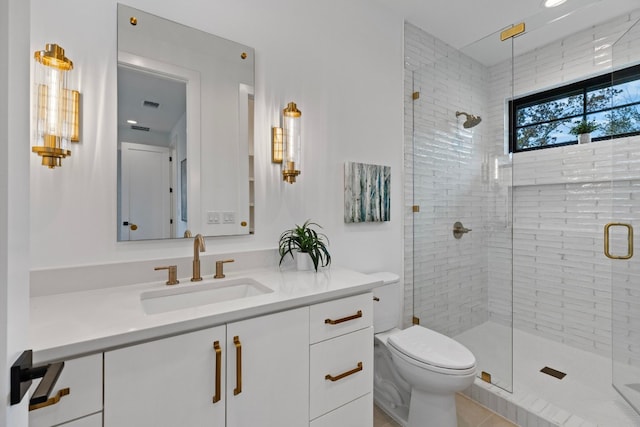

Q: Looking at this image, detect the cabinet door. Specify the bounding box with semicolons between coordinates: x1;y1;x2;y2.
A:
29;353;102;427
104;325;225;427
226;307;309;427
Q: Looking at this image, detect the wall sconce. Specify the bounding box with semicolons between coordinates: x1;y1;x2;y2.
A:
272;102;301;184
32;44;80;168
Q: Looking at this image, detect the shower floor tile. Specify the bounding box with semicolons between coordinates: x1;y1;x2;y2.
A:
456;321;640;426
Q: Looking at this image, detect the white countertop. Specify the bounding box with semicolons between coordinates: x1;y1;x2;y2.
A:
30;267;380;363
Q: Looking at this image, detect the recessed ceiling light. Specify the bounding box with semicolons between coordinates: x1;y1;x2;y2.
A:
127;119;138;124
544;0;567;7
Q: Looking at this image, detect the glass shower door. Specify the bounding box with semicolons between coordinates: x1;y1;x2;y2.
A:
610;10;640;414
407;24;514;392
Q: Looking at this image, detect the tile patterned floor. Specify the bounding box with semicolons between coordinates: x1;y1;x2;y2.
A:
374;393;518;427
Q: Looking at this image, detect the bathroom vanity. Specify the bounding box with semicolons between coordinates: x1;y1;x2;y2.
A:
28;268;378;427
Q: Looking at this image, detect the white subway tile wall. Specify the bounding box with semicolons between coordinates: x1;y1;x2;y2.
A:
404;21;501;337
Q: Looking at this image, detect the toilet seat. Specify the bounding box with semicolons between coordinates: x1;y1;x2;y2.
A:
387;326;476;375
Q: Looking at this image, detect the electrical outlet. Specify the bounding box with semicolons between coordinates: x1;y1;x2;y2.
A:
223;212;235;224
207;211;221;224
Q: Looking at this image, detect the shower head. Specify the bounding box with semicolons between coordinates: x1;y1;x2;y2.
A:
456;111;482;129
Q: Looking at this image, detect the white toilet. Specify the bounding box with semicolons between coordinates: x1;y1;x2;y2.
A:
370;272;477;427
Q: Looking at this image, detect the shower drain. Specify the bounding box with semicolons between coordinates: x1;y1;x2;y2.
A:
540;366;566;379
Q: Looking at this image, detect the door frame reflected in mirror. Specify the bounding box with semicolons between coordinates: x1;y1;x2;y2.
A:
117;51;201;241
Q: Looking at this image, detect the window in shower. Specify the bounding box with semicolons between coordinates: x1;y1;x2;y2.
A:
510;63;640;152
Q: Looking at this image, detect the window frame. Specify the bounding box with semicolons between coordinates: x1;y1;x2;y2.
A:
509;63;640;153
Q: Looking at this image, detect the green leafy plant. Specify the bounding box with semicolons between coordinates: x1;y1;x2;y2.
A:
569;120;599;135
278;220;331;271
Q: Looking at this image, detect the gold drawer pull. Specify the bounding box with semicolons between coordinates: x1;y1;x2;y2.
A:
212;341;222;403
324;310;362;325
29;387;70;411
325;362;363;382
233;336;242;395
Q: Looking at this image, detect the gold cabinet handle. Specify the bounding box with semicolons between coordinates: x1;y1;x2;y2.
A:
604;222;634;260
212;341;222;404
233;336;242;395
325;362;363;382
325;310;362;325
29;387;70;411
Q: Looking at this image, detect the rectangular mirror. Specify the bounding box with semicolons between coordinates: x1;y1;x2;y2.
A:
117;4;255;241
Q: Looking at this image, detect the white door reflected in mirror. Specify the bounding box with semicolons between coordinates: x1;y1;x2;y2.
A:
120;143;172;241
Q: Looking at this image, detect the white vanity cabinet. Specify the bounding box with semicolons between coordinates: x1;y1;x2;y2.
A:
226;306;309;426
104;325;226;426
309;293;374;427
104;306;309;427
29;353;102;427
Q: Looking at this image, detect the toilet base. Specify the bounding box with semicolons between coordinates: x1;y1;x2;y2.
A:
407;388;457;427
373;395;409;427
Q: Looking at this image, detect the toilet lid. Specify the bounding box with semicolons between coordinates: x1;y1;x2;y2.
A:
387;326;475;370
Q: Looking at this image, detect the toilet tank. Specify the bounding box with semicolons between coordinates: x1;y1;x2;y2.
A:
368;272;401;333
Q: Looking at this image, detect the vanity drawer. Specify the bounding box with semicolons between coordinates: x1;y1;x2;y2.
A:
309;393;372;427
310;292;373;343
309;327;373;420
56;413;102;427
29;353;102;427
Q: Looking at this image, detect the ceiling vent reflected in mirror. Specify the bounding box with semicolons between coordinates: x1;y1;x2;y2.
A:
143;100;160;108
131;125;150;132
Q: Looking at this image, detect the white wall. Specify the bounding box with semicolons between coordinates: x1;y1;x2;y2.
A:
1;0;30;424
29;0;404;278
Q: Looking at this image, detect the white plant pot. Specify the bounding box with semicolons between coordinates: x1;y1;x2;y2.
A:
578;133;591;144
296;252;314;271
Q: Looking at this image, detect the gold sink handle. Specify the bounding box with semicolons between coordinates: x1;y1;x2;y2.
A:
154;265;179;285
214;259;235;279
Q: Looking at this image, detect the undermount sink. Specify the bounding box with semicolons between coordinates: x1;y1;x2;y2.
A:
141;278;273;315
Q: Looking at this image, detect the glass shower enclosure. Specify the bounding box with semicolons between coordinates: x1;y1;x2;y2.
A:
404;23;514;392
611;11;640;414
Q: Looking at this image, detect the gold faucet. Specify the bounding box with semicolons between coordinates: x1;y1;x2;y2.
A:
214;259;234;279
191;234;206;282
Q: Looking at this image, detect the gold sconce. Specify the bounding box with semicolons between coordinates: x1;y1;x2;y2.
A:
32;44;80;168
272;102;301;184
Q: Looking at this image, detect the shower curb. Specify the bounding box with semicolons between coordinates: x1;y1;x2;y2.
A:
463;378;597;427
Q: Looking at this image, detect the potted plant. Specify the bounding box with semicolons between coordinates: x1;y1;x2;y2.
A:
569;120;599;144
278;220;331;271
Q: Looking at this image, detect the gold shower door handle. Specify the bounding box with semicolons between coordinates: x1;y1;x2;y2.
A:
325;362;363;382
212;341;222;403
604;222;634;260
233;336;242;395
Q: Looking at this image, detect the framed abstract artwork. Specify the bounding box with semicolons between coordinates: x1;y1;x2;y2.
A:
344;162;390;223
